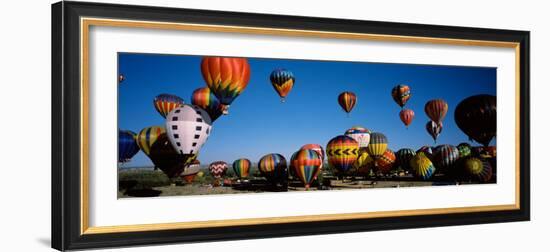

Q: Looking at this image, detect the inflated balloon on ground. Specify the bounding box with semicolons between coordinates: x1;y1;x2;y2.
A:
326;135;359;174
291;149;322;189
410;152;436;180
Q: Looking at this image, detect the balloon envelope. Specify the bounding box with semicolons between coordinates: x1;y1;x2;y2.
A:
426;120;443;143
118;130;140;163
232;158;251;179
191;87;224;122
136;126;166;156
454;94;496;146
258;153;288;183
326;135;359;174
396;148;416;171
344;126;371;148
165;105;212;156
374;149;396;174
291;149;322;189
338;91;357;114
148;134;196;179
391;84;411;108
209;161;228;179
270;69;295;101
410;152;436;180
153;94;184;118
425;99;448;123
367;132;388;159
399;109;415;128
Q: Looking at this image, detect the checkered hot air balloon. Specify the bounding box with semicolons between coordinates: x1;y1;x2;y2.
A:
270;68;295;102
291;149;322;190
338;91;357;115
165;105;212;156
391;84;411;108
153;94;184;118
232;158;251;179
326;135;359;174
258;153;288;184
118;130;140;163
201;57;251;114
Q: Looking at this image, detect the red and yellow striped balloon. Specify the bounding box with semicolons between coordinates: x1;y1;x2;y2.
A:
425;99;448;123
153;94;184;118
291;149;322;189
326;135;359;173
374;149;396;174
338;91;357;114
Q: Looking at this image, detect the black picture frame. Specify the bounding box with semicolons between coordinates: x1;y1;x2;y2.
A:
52;1;530;251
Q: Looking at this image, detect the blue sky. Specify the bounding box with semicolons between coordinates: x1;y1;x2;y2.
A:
118;53;496;166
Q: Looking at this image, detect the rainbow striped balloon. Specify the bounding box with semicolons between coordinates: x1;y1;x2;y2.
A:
326;135;359;173
291;149;322;189
136;126;166;156
232;158;251;179
258;153;287;183
410;152;436;180
153;94;184;118
191;87;223;122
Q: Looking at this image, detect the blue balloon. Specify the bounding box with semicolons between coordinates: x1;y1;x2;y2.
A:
119;130;140;163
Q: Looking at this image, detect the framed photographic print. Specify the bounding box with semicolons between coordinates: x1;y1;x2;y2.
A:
52;1;530;251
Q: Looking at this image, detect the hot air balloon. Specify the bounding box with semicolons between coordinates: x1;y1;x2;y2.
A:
454;95;496;146
232;158;251;179
209;161;228;179
399;109;415;128
391;84;411;108
426;120;443;143
353;152;374;176
148;134;196;179
181;159;201;183
288;151;299;179
417;146;434;160
270;69;295;102
153;94;184;118
344;126;371;149
291;149;322;189
338;91;357;115
433;144;460;173
396;148;416;171
374;149;396;174
200;57;251;114
118;130;140;163
300;144;325;169
462;157;493;182
457;142;472;158
258;153;288;184
326;135;359;174
118;74;125;83
425;99;448;123
191;87;224;122
165;105;212;156
410;152;436;180
366;132;388;160
136;126;166;156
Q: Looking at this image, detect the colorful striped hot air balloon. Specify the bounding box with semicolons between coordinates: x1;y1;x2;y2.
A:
462;157;493;182
433;144;460;173
300;144;325;169
181;159;201;183
391;84;411;108
153;94;184;118
457;142;472;158
396;148;416;171
344;126;371;149
338;91;357;115
291;149;322;189
200;57;251;114
426;120;443;144
425;99;448;123
191;87;224;122
136;126;166;156
232;158;251;179
209;161;228;179
454;95;496;146
326;135;359;174
410;152;436;180
258;153;288;184
353;151;374;176
399;109;415;128
270;69;295;102
367;132;388;160
374;149;396;174
148;134;196;179
118;130;140;163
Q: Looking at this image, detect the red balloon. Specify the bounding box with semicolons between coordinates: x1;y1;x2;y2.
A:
399;109;415;128
425;99;448;123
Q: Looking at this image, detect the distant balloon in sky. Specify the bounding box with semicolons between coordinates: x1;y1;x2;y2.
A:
425;99;448;123
136;126;166;156
454;94;496;146
118;74;125;83
426;120;443;144
191;87;224;122
118;130;140;163
338;91;357;115
326;135;359;174
344;126;371;149
291;149;322;190
200;57;251;114
270;68;295;102
258;153;288;184
209;161;228;179
391;84;411;108
165;105;212;155
399;109;415;128
153;94;184;118
232;158;251;179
